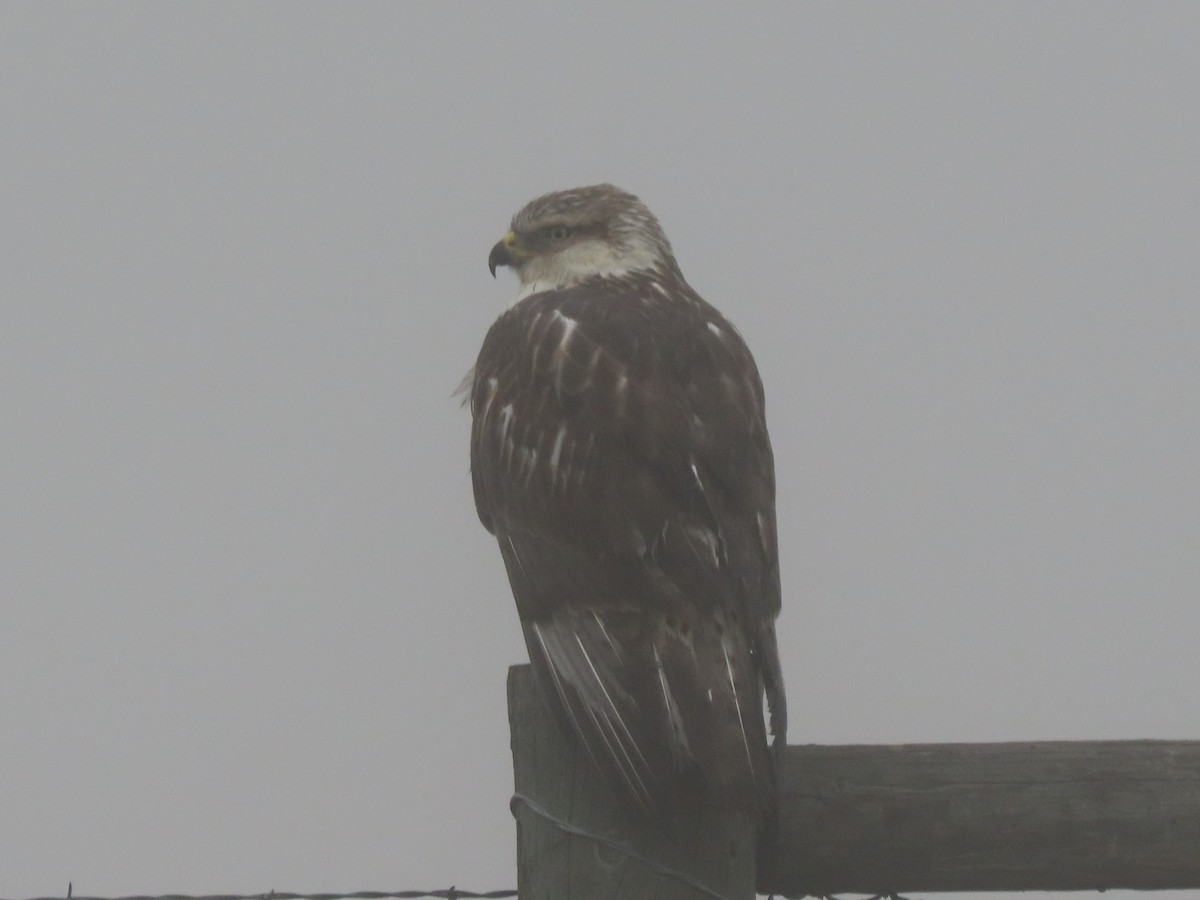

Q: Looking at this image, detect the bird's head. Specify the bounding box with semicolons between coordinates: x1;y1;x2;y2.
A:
488;184;678;289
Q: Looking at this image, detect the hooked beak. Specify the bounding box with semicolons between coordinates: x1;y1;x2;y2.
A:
488;231;526;277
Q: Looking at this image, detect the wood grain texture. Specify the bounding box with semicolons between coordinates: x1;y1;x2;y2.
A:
510;663;1200;896
767;739;1200;894
508;664;757;900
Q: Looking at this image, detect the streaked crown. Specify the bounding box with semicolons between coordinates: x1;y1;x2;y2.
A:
489;184;679;289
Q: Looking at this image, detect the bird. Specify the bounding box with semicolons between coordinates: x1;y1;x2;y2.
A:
468;184;786;825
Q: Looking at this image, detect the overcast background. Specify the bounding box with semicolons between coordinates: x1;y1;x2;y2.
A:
2;5;1198;900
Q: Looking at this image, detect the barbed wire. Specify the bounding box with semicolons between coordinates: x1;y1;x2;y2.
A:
3;890;516;900
0;891;923;900
3;884;919;900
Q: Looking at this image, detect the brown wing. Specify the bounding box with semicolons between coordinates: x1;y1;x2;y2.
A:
470;272;786;821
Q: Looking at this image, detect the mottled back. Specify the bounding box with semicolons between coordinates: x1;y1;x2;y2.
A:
470;184;786;824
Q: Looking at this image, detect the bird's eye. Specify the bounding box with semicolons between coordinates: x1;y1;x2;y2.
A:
545;224;572;242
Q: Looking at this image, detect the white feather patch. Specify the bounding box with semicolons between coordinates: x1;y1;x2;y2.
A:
516;237;659;290
549;424;567;480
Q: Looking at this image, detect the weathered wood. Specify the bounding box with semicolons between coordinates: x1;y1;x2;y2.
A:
510;663;1200;895
766;740;1200;894
507;664;757;900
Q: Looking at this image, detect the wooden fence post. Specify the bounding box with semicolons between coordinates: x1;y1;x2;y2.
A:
509;664;1200;896
507;665;757;900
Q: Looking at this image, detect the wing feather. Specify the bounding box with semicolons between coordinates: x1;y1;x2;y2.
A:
471;271;785;821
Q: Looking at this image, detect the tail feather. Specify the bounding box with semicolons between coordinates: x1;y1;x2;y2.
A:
529;618;658;813
525;603;781;824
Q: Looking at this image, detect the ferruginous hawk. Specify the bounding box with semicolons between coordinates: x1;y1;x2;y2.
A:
469;184;786;824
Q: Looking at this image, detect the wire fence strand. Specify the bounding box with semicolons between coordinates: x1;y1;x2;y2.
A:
4;890;518;900
3;886;920;900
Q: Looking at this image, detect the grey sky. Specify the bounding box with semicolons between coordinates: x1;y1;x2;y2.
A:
2;4;1197;899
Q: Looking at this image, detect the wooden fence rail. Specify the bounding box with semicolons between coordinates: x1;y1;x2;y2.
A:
508;664;1200;899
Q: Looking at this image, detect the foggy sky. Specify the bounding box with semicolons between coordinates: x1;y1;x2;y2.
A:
2;5;1197;900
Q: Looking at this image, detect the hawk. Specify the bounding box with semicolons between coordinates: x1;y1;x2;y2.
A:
469;184;786;823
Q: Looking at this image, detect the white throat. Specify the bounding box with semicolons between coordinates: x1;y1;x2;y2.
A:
516;236;660;291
